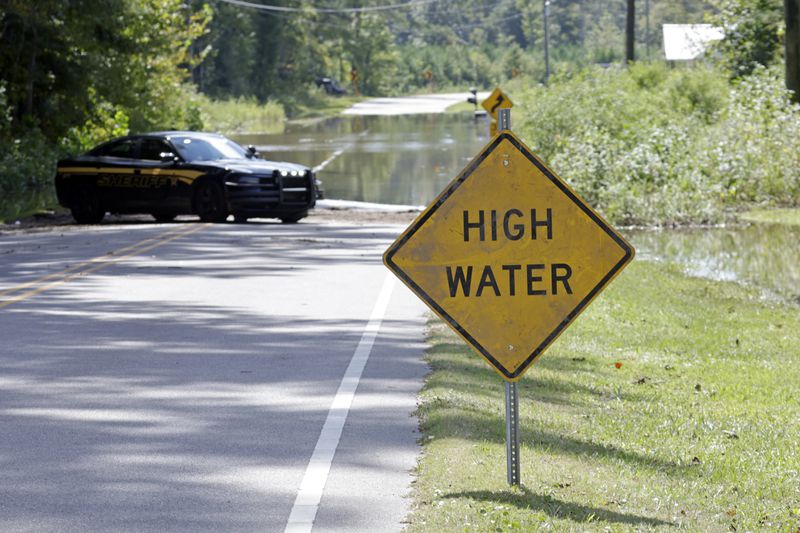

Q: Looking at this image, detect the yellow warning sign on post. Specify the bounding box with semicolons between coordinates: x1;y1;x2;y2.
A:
383;131;634;381
481;87;513;120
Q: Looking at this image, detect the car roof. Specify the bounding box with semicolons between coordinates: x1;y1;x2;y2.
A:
145;131;228;140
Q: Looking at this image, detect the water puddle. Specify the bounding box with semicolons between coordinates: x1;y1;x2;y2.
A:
628;223;800;302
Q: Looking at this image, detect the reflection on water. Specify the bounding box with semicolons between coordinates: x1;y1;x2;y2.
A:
235;113;491;206
629;223;800;302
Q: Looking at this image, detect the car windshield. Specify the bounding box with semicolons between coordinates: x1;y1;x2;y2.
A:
170;136;249;162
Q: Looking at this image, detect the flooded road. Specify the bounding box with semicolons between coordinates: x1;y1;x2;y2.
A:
236;113;491;206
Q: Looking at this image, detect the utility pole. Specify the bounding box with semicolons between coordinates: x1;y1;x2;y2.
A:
626;0;635;64
645;0;651;61
544;0;552;85
787;0;800;103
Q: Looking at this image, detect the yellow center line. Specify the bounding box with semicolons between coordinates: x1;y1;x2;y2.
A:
0;223;190;300
0;223;211;310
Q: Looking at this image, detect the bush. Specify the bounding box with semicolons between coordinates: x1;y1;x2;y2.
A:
514;63;800;226
0;130;63;193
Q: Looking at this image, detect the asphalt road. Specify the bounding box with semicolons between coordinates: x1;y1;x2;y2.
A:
0;219;427;532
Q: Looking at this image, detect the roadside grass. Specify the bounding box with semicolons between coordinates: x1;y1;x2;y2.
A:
283;93;365;120
197;96;286;134
445;101;479;114
740;208;800;226
409;260;800;531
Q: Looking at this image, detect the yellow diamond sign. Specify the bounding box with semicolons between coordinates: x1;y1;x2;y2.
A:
384;131;634;381
481;87;513;120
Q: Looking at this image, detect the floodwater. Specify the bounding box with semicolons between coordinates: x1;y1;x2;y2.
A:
629;223;800;303
235;113;492;206
3;112;798;301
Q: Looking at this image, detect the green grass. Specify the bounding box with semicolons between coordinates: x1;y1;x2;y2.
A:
409;260;800;531
445;101;480;114
197;96;286;134
284;93;365;120
740;208;800;226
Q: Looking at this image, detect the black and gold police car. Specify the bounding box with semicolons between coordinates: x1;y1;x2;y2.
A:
55;131;321;224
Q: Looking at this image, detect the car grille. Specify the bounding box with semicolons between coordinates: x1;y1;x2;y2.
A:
226;171;313;210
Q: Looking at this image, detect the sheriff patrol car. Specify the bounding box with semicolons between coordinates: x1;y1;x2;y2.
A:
55;131;321;224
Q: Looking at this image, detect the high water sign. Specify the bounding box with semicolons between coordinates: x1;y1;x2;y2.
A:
384;130;634;381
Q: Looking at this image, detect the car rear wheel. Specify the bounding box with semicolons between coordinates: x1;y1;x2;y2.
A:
151;212;177;223
193;180;228;223
70;185;105;224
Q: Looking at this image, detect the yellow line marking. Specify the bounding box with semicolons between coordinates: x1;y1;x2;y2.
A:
0;224;188;299
0;223;211;310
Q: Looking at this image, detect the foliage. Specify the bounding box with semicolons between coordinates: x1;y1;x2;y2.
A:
514;63;800;226
0;0;211;191
0;129;63;192
0;0;211;139
708;0;785;79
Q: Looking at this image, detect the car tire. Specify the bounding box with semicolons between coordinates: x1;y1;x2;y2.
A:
193;180;229;223
70;185;105;224
151;212;177;223
280;211;307;224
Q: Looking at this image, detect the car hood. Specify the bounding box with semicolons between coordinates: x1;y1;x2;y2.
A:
198;159;310;174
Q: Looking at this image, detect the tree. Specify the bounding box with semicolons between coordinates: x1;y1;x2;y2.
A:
626;0;635;63
0;0;210;141
710;0;784;79
787;0;800;102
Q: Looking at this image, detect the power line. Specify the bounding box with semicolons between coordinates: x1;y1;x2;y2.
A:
215;0;442;14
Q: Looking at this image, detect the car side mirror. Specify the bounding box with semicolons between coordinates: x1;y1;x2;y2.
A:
247;145;259;158
160;152;178;163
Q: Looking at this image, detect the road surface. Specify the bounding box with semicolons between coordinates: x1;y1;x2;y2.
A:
0;218;427;532
342;91;491;115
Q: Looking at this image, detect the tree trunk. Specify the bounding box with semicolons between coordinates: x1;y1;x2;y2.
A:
787;0;800;103
626;0;635;64
25;26;36;119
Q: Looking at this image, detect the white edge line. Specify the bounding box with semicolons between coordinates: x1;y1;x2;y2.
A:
284;273;396;533
312;129;370;173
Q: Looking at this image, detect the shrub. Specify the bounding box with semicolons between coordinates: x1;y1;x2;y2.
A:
514;63;800;226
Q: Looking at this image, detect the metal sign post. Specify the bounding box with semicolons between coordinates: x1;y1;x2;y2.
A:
498;108;520;486
505;381;521;486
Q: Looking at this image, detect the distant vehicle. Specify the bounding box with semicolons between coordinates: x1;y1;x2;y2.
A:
55;131;322;224
315;77;346;95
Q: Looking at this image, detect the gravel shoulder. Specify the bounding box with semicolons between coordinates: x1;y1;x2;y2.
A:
0;203;420;235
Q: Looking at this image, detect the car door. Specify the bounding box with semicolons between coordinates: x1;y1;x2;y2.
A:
90;137;142;211
134;137;180;209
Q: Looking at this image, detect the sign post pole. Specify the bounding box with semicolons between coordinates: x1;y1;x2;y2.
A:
504;381;520;486
497;107;520;487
